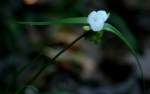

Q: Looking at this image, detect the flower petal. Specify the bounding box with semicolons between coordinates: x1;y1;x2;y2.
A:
90;20;104;31
97;10;109;22
87;11;97;24
87;10;109;32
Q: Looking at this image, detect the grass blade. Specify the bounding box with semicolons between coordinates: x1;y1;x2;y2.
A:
17;17;87;25
103;23;145;93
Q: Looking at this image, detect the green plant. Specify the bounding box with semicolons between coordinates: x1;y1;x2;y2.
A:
16;10;145;94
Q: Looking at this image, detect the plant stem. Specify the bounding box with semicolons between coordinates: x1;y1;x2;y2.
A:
15;32;87;94
16;50;44;77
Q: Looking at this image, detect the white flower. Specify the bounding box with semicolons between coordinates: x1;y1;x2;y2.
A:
87;10;109;32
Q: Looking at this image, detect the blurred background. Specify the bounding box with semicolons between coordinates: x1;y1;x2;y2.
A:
0;0;150;94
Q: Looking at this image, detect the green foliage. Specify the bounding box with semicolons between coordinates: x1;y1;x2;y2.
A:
103;23;145;93
18;17;87;25
84;31;104;44
17;17;145;94
103;23;136;51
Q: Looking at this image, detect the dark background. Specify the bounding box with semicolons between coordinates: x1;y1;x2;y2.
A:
0;0;150;94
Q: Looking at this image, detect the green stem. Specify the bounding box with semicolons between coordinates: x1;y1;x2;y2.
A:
16;50;44;77
15;32;87;94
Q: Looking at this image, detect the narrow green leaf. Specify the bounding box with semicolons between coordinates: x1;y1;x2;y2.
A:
17;17;88;25
103;23;135;51
103;23;145;93
59;17;87;24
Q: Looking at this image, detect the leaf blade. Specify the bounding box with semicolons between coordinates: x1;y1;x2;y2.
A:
17;17;88;25
103;23;145;93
